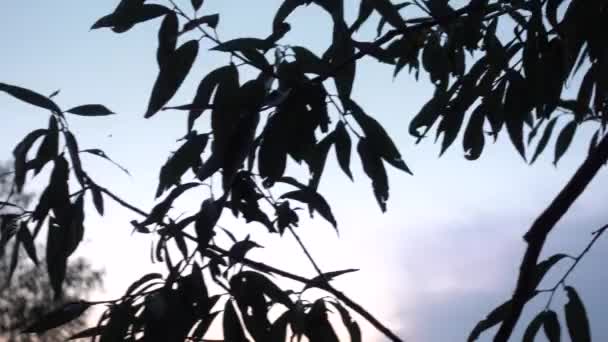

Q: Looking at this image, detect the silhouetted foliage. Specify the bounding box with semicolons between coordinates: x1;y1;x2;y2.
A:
1;0;608;340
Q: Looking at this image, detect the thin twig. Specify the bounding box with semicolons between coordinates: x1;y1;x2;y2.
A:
543;224;608;310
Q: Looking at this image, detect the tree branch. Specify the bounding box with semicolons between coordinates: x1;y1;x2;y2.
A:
494;133;608;341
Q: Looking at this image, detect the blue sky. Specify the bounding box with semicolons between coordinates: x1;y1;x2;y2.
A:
1;1;608;341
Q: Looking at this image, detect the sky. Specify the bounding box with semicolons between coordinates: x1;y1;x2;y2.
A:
1;1;608;341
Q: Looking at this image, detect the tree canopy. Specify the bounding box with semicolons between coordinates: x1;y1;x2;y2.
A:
1;0;607;341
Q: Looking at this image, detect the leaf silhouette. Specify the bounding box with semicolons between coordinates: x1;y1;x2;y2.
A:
554;120;577;165
0;82;62;113
348;99;412;174
564;286;591;342
90;185;105;216
34;116;59;174
145;40;199;118
504;71;531;161
64;131;87;186
305;268;358;289
372;0;407;29
191;0;204;11
66;104;115;116
17;222;38;265
533;254;567;288
81;148;131;175
212;37;272;53
91;4;170;32
357;138;389;212
13;129;47;192
223;300;249;342
68;326;106;340
182;14;219;33
273;0;308;31
23;301;91;334
543;310;561;342
463;105;486;160
523;311;545;342
468;299;512;341
280;189;337;229
229;238;262;266
350;0;373;33
157;12;178;68
334;121;353;179
530;117;558;164
156;133;208;197
306;299;339;342
188;65;233;132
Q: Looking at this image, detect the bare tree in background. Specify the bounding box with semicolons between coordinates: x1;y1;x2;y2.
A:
0;162;103;342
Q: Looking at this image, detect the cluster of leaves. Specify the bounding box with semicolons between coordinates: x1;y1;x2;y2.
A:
2;0;607;340
408;0;608;164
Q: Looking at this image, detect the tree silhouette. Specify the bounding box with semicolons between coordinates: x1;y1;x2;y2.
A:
0;0;606;340
0;164;103;342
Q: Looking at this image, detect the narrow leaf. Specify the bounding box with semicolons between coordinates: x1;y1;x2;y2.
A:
183;14;219;33
554;120;577;165
0;82;62;113
530;117;558;164
334;121;353;179
223;300;249;342
145;40;199;118
564;286;591;342
542;310;561;342
17;222;38;265
66;104;114;116
523;312;545;342
192;0;204;11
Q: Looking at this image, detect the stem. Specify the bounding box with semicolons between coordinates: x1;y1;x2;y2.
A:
494;134;608;341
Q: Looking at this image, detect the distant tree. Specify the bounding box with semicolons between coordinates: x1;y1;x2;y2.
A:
0;164;103;342
0;0;606;341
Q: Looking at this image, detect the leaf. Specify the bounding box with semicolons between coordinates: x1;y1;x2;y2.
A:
183;14;219;33
223;300;249;342
47;218;69;299
543;310;561;342
66;104;115;116
292;46;329;75
156;133;208;197
372;0;407;29
274;0;308;30
125;273;163;296
0;82;62;113
305;268;358;289
212;38;272;53
157;12;178;68
523;311;545;342
280;190;337;229
334;121;353;179
91;4;170;31
468;300;512;341
64;131;86;186
329;302;362;342
17;222;38;265
188;65;233;132
348;99;411;174
357;138;389;212
330;29;356;100
564;286;591;342
463;105;486;160
376;2;411;37
6;234;20;287
554;120;577;165
350;0;373;33
229;238;262;266
90;185;105;216
309;133;334;190
34;116;59;174
533;254;567;288
192;0;204;11
145;40;199;118
23;301;91;334
530;117;558;164
81;148;131;175
12;129;47;192
504;71;531;160
306;299;339;342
